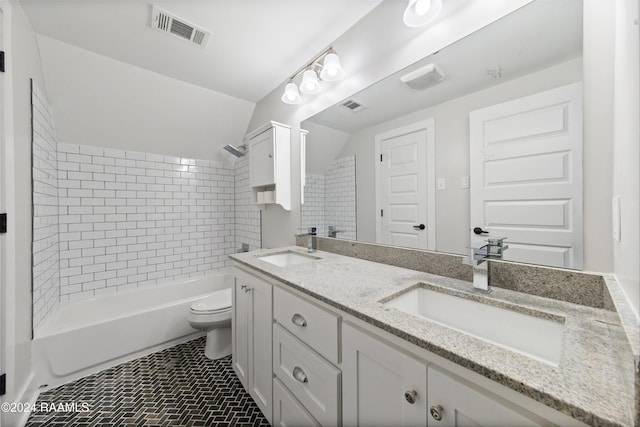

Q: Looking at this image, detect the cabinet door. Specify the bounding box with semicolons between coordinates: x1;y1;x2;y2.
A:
248;274;273;423
250;130;275;187
343;323;427;427
427;367;543;427
232;276;250;389
273;378;321;427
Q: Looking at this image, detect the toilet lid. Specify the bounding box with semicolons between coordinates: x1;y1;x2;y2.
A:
190;288;232;313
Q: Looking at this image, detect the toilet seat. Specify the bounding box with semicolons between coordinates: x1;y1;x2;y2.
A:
190;288;232;314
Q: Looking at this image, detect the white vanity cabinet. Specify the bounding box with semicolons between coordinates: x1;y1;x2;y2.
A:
272;287;342;427
246;121;291;210
231;260;588;427
343;323;428;426
342;322;585;427
232;267;273;423
426;366;543;427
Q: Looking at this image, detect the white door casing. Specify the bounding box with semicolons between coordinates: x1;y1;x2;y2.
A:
469;82;583;269
375;119;436;250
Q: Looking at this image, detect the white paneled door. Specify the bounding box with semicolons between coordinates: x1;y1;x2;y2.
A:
375;119;436;250
470;82;583;269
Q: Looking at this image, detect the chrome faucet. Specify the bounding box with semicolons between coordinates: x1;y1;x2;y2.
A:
462;237;508;293
328;226;344;238
295;227;317;253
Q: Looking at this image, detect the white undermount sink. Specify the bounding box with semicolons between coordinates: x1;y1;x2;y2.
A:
383;286;565;365
257;251;319;267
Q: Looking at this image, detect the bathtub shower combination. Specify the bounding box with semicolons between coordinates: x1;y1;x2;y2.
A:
32;274;231;389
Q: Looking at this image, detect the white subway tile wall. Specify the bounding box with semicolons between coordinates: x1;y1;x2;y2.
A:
234;155;261;251
325;155;356;240
56;143;238;301
301;156;356;240
301;174;326;234
31;82;61;331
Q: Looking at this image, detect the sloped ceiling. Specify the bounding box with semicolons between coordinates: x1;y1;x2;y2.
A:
21;0;383;103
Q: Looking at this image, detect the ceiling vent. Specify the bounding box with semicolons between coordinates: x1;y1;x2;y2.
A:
151;6;210;49
400;63;445;90
341;99;367;113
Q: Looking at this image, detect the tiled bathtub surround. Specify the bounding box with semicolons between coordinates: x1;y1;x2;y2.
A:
301;155;356;239
31;81;61;331
300;237;612;310
233;155;261;252
325;155;356;240
56;143;236;301
301;174;325;233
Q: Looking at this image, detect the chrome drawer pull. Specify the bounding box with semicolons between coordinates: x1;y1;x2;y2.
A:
404;390;417;404
293;366;308;383
291;313;307;327
430;404;443;421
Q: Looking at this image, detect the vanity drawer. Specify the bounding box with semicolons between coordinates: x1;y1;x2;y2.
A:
273;324;341;427
273;287;340;364
273;378;321;427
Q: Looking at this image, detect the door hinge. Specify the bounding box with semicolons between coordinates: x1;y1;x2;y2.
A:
380;209;383;217
0;51;4;73
0;213;6;233
0;373;6;395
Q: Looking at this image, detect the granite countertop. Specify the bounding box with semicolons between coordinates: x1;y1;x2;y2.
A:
230;246;636;427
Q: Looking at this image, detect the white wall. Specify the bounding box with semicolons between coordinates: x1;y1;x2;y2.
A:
2;1;45;423
304;122;350;175
337;59;583;256
35;35;256;163
245;0;533;248
582;0;615;274
612;0;639;318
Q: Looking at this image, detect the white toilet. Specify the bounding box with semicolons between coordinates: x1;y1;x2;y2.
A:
187;288;232;360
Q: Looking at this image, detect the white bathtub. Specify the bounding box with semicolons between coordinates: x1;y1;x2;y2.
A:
32;273;230;389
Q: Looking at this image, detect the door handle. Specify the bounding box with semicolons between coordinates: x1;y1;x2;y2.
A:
413;224;426;230
473;227;489;235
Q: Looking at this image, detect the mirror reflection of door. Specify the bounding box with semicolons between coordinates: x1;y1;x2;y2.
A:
375;120;436;250
469;82;584;269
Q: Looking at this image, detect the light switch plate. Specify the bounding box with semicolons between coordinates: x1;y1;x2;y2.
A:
437;178;446;191
612;196;621;242
461;176;470;189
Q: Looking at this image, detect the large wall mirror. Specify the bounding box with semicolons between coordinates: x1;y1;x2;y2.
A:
301;0;586;270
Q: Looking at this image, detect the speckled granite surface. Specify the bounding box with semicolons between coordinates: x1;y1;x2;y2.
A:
231;246;637;427
305;237;611;310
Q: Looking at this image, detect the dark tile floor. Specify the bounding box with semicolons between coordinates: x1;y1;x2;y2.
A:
26;337;270;426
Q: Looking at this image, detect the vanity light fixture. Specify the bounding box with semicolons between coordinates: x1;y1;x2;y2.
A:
281;82;302;104
320;53;345;81
300;69;322;94
280;47;345;105
403;0;443;28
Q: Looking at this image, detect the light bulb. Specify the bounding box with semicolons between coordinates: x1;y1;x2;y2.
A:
300;70;321;94
281;82;301;105
320;53;345;82
414;0;430;15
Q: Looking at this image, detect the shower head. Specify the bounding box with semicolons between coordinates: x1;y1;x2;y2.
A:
222;144;246;157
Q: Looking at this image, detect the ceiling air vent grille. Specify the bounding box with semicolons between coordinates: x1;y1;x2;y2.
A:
151;6;210;48
341;99;367;113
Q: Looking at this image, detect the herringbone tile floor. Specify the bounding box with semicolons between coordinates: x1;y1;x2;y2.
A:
26;337;270;426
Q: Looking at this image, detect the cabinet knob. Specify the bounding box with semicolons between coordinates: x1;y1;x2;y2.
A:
244;287;251;293
430;404;444;421
240;285;246;290
293;366;308;383
291;313;307;327
404;390;417;404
